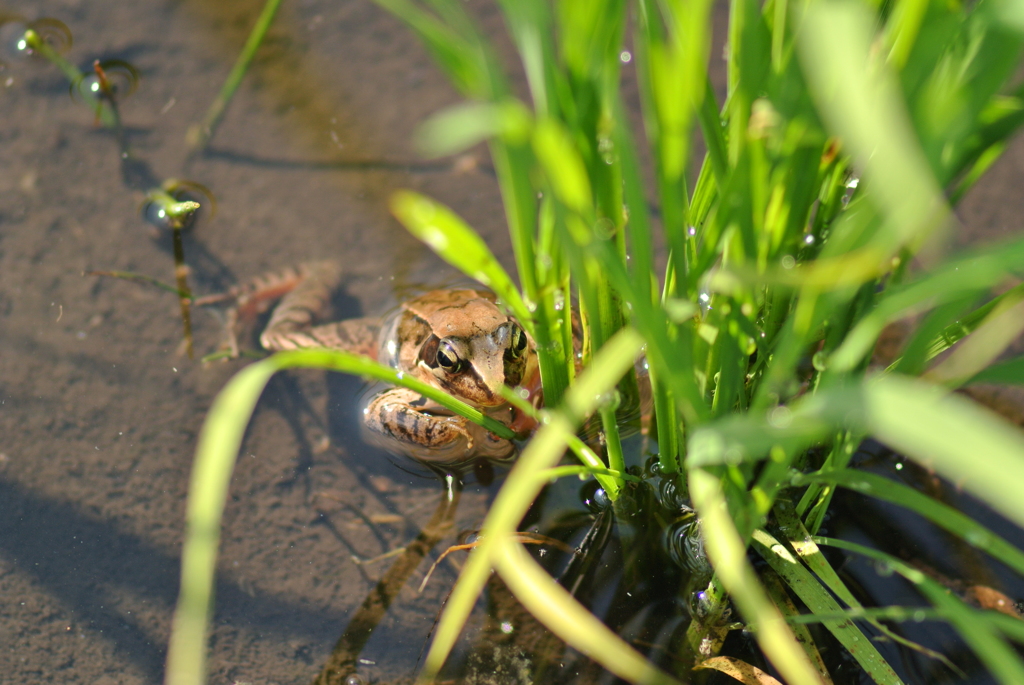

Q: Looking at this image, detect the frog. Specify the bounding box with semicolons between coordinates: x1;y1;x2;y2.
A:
198;261;540;464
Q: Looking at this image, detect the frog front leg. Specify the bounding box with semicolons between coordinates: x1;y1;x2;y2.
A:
362;386;515;463
198;261;380;358
257;261;380;358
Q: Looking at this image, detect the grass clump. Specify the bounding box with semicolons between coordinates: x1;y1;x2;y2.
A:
167;0;1024;683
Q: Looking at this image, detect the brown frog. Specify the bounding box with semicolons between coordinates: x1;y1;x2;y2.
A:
200;261;540;463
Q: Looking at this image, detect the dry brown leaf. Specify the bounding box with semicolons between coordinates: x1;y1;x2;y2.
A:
694;656;784;685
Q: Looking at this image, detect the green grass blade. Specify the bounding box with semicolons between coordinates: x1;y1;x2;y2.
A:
689;470;827;685
791;469;1024;578
166;360;277;685
414;99;532;158
829;237;1024;373
969;356;1024;386
166;349;524;685
922;283;1024;363
863;374;1024;533
419;328;645;681
818;537;1024;683
799;0;952;258
891;296;979;377
883;0;928;69
185;0;283;154
761;571;835;683
494;537;682;684
774;499;966;673
556;0;625;81
612;94;656;307
750;528;904;685
691;372;1024;547
372;0;502;99
495;0;557;117
389;190;533;334
687;395;838;467
926;295;1024;387
532;117;594;216
697;78;728;185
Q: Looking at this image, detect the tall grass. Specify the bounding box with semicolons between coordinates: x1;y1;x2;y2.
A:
166;0;1024;683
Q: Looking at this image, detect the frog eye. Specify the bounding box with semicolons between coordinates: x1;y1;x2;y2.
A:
420;335;440;367
436;340;463;372
505;323;528;360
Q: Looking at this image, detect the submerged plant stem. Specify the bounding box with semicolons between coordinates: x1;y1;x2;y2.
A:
186;0;283;155
171;228;195;359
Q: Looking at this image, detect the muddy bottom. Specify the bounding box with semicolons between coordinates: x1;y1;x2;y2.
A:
2;1;1024;684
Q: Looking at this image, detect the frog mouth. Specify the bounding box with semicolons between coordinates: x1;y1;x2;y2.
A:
464;370;509;407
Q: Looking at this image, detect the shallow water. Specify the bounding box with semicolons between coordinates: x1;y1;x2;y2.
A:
0;1;518;682
2;1;1024;684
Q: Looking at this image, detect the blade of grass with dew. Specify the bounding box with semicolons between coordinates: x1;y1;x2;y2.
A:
688;469;826;685
861;374;1024;532
535;190;636;477
575;232;708;424
493;536;682;685
773;499;964;673
612;75;695;473
389;190;533;334
686;393;845;468
418;328;644;682
890;296;982;377
761;570;835;683
789;470;1024;578
165;349;519;685
818;537;1024;683
920;282;1024;363
749;528;903;685
635;0;712;300
799;1;953;260
828;236;1024;373
498;385;621;496
926;295;1024;387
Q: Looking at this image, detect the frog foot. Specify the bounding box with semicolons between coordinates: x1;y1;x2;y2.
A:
363;387;515;463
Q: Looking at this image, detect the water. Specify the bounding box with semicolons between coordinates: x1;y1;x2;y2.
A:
0;1;514;682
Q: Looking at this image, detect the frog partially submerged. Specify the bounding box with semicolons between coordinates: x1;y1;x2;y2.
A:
200;261;540;463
